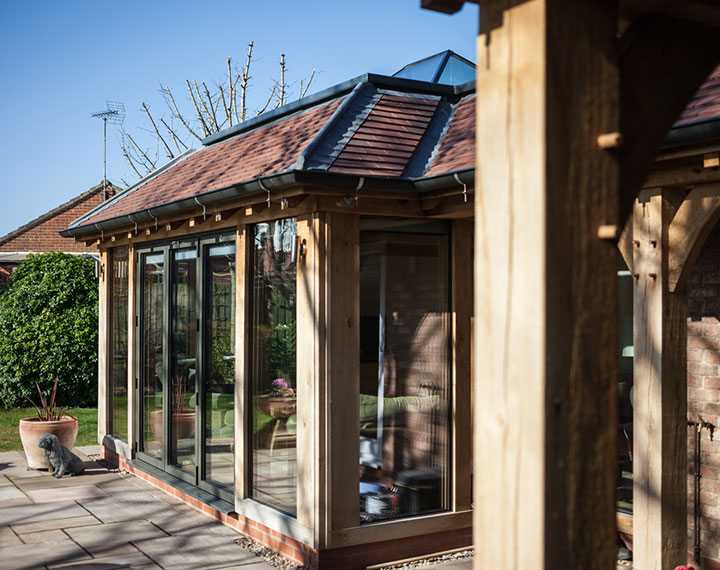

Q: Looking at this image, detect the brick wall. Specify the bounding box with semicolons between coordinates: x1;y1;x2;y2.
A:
687;222;720;570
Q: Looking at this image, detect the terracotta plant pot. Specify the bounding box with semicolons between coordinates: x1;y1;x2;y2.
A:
18;416;79;470
257;396;297;419
149;410;196;443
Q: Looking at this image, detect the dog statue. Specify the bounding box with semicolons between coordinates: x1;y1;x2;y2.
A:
37;433;85;478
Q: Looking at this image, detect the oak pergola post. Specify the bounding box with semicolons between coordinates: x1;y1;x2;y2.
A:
473;0;620;567
632;188;688;570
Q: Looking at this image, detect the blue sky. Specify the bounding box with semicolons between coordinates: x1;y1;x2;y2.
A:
0;1;478;238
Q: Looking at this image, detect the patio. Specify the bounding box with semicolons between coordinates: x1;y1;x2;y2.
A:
0;446;478;569
0;446;274;570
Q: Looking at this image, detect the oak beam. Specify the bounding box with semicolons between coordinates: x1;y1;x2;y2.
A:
619;15;720;223
474;1;619;568
668;183;720;292
632;188;688;570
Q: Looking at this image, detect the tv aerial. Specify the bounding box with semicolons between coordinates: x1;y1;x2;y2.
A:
91;101;125;201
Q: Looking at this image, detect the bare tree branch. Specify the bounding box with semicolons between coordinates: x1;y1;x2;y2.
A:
186;80;211;137
162;85;203;142
240;41;254;122
226;57;234;127
202;82;220;131
160;118;189;153
256;81;278;116
277;54;286;108
141;103;174;160
300;68;316;99
193;80;217;133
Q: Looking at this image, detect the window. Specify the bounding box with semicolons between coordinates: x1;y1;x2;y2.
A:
110;247;129;441
251;218;298;516
358;219;451;523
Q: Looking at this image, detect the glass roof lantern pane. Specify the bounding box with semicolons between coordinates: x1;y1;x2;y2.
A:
393;51;475;85
437;56;476;85
393;53;446;82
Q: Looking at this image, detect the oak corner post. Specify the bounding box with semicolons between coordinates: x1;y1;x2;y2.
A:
474;0;619;568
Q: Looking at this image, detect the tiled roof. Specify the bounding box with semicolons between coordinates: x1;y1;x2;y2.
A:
425;94;475;177
329;94;440;176
676;65;720;126
81;99;344;226
66;64;720;236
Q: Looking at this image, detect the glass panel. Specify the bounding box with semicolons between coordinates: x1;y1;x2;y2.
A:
436;56;476;85
359;224;450;523
110;247;129;441
251;219;297;516
393;53;445;81
142;252;165;459
170;248;197;474
204;242;236;491
617;256;634;514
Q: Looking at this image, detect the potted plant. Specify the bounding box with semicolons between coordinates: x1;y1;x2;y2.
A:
18;378;78;470
257;378;296;419
150;373;196;442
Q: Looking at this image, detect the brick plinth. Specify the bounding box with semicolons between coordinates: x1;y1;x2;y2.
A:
100;445;472;569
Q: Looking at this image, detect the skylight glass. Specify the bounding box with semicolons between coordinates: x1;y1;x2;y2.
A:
393;53;446;82
437;55;476;85
392;51;475;85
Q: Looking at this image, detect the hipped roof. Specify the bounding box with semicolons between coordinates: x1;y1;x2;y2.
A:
64;63;720;239
63;74;475;238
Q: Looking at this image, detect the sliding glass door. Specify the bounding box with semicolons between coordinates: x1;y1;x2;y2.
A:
136;234;236;501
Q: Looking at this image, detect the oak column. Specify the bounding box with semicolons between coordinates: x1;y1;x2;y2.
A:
474;0;619;568
632;188;687;570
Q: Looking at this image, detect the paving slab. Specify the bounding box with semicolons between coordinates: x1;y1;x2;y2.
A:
0;473;14;486
79;491;179;523
11;514;101;534
20;528;70;544
0;497;33;507
66;519;168;549
13;470;121;490
148;511;239;537
26;483;111;503
133;534;268;570
48;552;155;569
0;485;27;500
0;540;91;569
0;525;22;547
0;500;90;525
0;462;45;478
0;450;25;463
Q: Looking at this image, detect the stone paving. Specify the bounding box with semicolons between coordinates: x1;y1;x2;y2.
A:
0;446;273;570
0;446;486;570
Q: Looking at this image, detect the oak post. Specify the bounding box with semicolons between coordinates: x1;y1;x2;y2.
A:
632;188;688;570
126;245;137;456
474;0;619;567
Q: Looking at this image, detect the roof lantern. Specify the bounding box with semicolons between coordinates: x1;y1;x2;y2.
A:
393;50;475;85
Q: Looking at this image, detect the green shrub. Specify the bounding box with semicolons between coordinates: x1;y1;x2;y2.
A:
0;252;98;408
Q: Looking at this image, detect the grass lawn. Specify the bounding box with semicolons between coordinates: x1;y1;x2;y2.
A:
0;408;98;452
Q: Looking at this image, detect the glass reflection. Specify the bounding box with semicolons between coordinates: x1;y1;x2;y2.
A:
110;247;129;441
359;222;450;523
251;219;297;516
170;249;197;473
204;242;236;491
142;252;165;459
